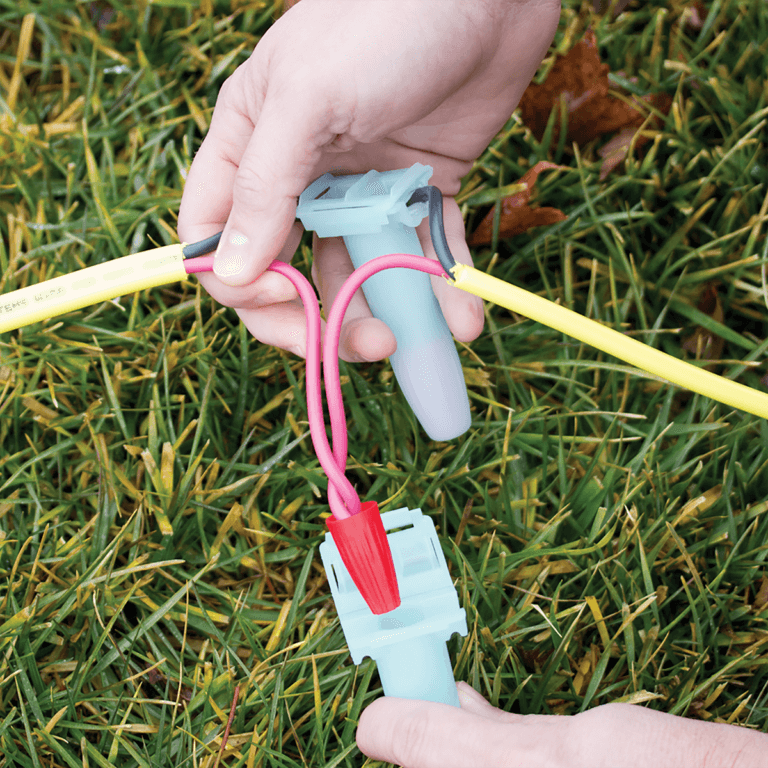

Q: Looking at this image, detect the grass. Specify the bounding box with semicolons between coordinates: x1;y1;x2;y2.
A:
1;0;767;765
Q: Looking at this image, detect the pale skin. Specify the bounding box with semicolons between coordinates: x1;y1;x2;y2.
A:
177;0;561;361
177;0;768;764
357;682;768;767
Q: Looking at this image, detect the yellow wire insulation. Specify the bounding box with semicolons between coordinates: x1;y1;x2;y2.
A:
0;244;187;334
2;249;765;419
449;263;768;420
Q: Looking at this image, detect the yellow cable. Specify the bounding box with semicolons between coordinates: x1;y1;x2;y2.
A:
0;244;187;334
3;249;766;420
449;263;768;420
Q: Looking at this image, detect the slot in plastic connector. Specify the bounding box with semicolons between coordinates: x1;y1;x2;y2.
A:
321;506;468;707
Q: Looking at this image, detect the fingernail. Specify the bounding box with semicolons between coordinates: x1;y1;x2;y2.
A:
457;682;488;706
213;230;248;280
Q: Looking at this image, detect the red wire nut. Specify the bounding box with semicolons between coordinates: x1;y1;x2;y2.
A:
326;501;401;615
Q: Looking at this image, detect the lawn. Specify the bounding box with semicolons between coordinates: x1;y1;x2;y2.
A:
0;0;767;766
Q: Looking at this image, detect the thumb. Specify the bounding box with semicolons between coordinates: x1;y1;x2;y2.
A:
212;84;329;286
356;695;521;768
456;682;515;721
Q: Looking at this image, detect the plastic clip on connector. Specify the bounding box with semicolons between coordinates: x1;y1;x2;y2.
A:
296;163;471;442
320;506;468;707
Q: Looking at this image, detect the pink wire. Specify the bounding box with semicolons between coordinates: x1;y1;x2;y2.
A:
189;252;448;520
184;256;215;274
321;255;447;516
267;261;362;518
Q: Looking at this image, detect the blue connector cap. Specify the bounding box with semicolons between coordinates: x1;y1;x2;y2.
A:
296;165;471;442
320;506;468;707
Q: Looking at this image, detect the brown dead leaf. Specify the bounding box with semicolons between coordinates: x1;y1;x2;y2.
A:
754;576;768;610
598;126;638;180
519;30;672;153
681;283;726;367
468;161;567;246
603;91;672;177
597;91;673;178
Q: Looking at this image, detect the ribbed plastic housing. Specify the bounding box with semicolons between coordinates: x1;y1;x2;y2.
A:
320;506;467;707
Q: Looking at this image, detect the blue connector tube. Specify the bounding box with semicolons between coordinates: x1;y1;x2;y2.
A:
319;507;468;706
296;164;471;441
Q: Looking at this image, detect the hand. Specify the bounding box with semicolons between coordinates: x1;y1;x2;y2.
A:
177;0;561;361
356;682;768;768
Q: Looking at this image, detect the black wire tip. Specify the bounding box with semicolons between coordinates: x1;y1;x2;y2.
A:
182;232;223;259
406;186;456;274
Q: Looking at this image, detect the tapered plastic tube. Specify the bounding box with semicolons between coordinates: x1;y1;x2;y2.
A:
0;244;187;333
344;224;471;441
374;635;460;706
449;263;768;420
296;165;471;441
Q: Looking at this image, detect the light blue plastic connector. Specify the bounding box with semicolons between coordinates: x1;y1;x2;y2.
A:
296;164;471;441
319;506;467;707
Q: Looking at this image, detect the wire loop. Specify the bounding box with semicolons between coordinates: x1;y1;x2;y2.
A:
269;255;448;519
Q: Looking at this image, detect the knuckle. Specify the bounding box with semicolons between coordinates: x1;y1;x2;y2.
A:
232;162;272;210
216;73;234;103
216;65;245;105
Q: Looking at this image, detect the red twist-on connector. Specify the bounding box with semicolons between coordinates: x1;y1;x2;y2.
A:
326;501;400;615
